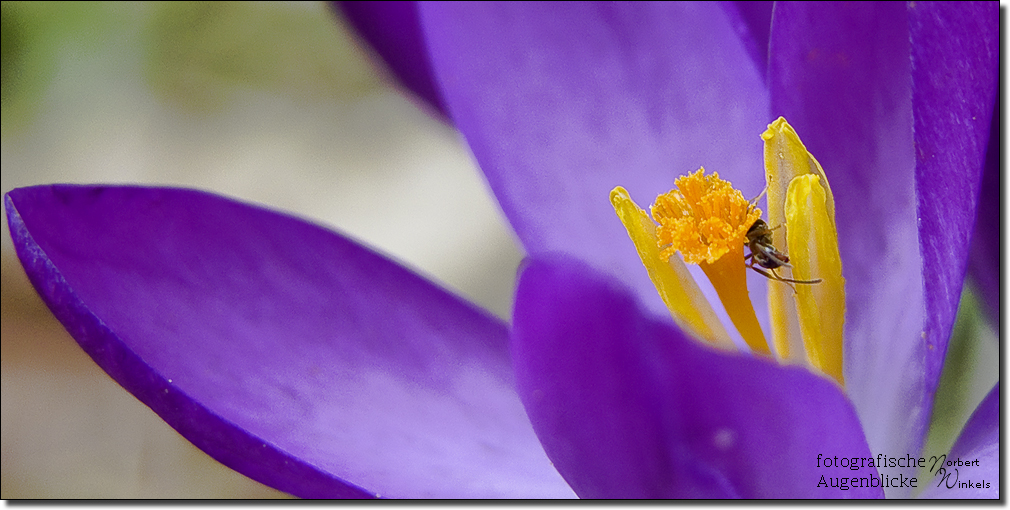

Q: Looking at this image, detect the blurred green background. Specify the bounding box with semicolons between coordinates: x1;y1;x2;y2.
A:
0;0;998;499
1;1;523;498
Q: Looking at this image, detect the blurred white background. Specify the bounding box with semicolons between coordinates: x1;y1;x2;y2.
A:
1;1;522;498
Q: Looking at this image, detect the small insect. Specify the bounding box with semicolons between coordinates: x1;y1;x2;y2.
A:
745;188;822;291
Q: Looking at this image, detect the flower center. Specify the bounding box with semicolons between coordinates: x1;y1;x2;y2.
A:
610;117;846;386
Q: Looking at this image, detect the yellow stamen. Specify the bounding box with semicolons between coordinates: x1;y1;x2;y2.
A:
786;175;846;385
762;117;834;362
651;169;769;355
610;187;733;349
762;117;845;385
611;117;845;386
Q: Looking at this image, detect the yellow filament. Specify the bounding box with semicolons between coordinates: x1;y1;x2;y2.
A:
786;175;845;385
610;187;732;349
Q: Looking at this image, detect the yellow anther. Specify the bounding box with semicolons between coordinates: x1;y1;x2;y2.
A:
763;117;845;386
786;175;845;385
610;187;733;349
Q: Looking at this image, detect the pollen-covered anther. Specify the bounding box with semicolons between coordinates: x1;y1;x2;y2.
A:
651;168;761;264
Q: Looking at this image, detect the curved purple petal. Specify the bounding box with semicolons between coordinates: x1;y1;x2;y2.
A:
910;0;998;438
5;185;573;498
335;1;448;117
920;383;999;498
512;255;882;499
419;2;770;323
967;98;1000;326
770;3;925;495
722;1;773;83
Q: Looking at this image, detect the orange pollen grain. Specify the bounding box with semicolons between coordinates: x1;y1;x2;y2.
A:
650;168;761;264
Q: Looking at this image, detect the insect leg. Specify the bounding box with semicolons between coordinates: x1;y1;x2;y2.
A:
747;263;798;293
748;186;768;212
769;267;823;286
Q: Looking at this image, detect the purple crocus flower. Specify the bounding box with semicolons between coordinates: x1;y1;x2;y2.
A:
5;1;997;499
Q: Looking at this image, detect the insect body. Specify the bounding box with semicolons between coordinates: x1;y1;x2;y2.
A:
745;219;822;290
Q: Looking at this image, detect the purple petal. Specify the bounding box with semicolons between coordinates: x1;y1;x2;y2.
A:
335;1;448;117
512;255;882;499
722;1;773;82
911;0;998;441
920;383;999;499
5;185;573;498
967;96;1000;326
770;3;928;494
419;2;770;322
